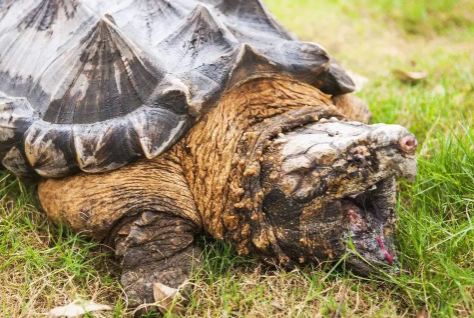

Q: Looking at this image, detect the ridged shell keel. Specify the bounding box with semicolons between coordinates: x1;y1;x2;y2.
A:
216;0;294;39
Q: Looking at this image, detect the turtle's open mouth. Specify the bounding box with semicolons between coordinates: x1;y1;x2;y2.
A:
340;177;398;275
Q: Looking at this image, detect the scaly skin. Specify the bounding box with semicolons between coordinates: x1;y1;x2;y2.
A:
38;78;417;307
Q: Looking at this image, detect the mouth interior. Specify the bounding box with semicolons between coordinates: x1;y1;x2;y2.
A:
344;179;390;220
340;177;397;266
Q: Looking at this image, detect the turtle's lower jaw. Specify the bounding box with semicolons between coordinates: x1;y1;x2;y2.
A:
262;177;401;273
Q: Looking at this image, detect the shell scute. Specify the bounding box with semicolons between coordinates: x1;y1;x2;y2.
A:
216;0;293;39
42;18;162;125
24;121;78;177
155;4;239;72
0;97;37;160
73;118;143;173
130;107;189;159
2;146;35;177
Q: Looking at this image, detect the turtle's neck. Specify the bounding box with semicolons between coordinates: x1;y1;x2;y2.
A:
176;77;335;249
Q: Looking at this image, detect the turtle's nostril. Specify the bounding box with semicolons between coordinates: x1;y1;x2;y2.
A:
398;134;418;154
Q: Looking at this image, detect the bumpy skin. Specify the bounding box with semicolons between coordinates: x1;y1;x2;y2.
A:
39;78;417;306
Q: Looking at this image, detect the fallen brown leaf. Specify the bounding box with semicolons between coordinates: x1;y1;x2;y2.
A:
392;69;429;83
270;300;284;310
153;282;186;316
45;300;112;317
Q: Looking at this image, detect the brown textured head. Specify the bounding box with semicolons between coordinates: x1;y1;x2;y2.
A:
238;118;417;274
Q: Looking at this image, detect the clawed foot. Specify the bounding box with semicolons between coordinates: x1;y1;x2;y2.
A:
112;212;201;316
123;259;196;317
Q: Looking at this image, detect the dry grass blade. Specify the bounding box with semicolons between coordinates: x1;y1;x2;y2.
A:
333;285;348;318
45;300;112;317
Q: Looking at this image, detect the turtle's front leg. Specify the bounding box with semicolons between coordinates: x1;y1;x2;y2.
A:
115;211;202;307
37;152;203;309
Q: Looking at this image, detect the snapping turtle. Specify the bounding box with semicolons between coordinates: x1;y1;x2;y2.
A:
0;0;417;309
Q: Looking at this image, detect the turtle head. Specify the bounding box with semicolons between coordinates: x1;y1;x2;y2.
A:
259;119;417;274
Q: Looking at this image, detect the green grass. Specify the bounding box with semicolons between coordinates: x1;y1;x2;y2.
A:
395;128;474;316
1;0;474;317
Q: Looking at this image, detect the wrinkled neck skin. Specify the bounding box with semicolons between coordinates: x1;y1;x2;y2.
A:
179;79;334;255
179;77;335;239
179;78;417;272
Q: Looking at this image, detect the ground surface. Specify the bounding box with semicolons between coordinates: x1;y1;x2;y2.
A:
1;0;474;317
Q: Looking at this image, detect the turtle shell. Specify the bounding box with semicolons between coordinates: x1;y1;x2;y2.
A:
0;0;355;178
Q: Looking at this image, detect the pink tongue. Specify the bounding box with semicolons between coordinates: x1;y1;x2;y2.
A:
377;236;394;265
